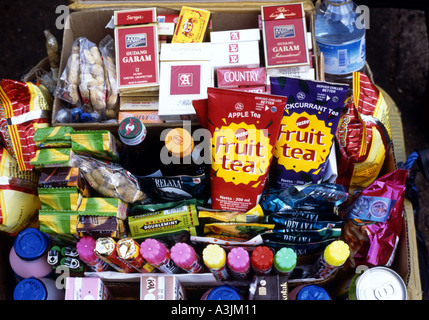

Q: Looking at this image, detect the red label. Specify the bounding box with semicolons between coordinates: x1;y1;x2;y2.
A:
116;24;159;88
115;9;156;26
170;65;201;95
262;3;303;21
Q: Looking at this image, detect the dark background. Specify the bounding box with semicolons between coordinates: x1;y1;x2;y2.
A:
1;0;429;298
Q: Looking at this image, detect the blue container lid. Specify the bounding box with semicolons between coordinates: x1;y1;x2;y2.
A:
207;285;242;300
13;278;47;300
14;228;49;261
297;285;331;300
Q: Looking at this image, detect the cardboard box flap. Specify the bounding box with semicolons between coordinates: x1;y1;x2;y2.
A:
69;0;315;13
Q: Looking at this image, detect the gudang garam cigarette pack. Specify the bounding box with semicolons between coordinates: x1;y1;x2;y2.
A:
261;3;310;68
114;9;160;94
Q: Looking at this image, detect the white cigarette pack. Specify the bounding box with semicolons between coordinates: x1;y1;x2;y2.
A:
211;41;260;70
210;28;261;43
158;60;214;120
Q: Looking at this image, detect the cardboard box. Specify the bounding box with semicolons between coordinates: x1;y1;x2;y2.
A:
140;275;185;300
65;277;112;300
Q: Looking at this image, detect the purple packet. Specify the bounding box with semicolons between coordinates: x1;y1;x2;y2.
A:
269;77;348;188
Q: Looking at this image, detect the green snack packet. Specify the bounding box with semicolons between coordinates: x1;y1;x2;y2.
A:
77;196;128;220
33;126;74;148
70;130;120;162
128;200;199;238
39;210;79;243
30;148;73;168
38;187;80;211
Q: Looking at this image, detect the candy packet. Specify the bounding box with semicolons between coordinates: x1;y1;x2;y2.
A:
340;169;408;267
260;183;349;213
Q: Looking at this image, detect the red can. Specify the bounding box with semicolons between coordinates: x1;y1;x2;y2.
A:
94;237;135;273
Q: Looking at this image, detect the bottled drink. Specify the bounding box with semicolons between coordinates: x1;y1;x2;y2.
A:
311;240;350;279
315;0;366;84
250;246;274;275
202;244;230;280
227;247;251;280
13;277;64;300
118;117;162;178
170;242;204;273
9;228;53;280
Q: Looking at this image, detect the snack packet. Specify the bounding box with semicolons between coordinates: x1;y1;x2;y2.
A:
70;130;120;162
0;79;52;171
335;72;392;192
33;126;74;148
269;77;348;188
71;154;146;203
340;169;407;267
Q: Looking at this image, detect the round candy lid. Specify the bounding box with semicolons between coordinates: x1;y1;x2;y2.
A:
274;247;297;273
207;285;242;300
140;239;168;265
324;240;350;267
13;278;47;300
251;246;273;271
297;285;331;300
171;243;195;268
14;228;49;261
202;244;226;269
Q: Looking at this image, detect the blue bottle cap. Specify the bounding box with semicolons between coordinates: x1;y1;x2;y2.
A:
13;278;47;300
207;285;242;300
14;228;49;261
297;285;331;300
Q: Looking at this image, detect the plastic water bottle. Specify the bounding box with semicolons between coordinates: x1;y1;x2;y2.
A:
315;0;366;84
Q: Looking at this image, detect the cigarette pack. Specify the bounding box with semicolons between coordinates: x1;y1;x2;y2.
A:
210;28;260;43
160;42;212;61
158;60;213;121
114;8;157;26
115;23;159;92
261;3;310;68
172;6;211;43
217;67;266;88
65;277;112;300
211;41;260;70
140;275;185;300
119;95;159;111
118;110;163;123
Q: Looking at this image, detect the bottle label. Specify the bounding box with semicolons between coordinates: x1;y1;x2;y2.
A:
317;35;365;75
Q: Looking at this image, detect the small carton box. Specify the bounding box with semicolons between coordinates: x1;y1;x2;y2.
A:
211;41;260;70
140;275;185;300
172;6;211;43
158;55;213;120
119;95;159;111
261;3;310;68
210;28;260;43
118;110;163;123
160;42;212;61
217;67;266;88
115;23;160;92
114;8;157;26
65;277;112;300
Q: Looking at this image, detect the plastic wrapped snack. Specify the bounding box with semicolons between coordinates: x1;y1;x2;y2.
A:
56;37;118;123
71;154;147;203
99;35;119;120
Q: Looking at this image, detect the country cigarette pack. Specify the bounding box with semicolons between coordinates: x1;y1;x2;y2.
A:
261;3;310;68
